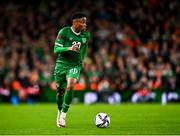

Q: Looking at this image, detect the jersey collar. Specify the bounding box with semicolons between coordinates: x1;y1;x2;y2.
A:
71;27;81;35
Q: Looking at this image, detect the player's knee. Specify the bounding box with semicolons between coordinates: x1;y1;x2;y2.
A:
66;83;74;90
67;78;76;90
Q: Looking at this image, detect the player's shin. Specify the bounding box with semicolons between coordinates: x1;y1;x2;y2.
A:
61;77;76;113
61;90;74;113
56;89;65;111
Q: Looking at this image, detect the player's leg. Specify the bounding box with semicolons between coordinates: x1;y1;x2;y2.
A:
54;67;67;111
59;67;81;127
54;64;67;127
61;77;77;113
56;82;66;111
55;80;67;127
57;77;77;127
62;67;81;113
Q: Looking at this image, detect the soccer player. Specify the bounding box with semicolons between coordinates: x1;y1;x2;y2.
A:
54;12;90;127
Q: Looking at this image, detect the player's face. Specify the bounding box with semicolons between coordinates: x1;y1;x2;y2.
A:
75;17;87;31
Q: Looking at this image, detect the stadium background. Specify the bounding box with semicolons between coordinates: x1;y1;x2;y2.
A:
0;0;180;104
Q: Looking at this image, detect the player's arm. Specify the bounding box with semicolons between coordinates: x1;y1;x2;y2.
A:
54;28;69;54
54;44;80;53
54;46;70;53
54;29;79;54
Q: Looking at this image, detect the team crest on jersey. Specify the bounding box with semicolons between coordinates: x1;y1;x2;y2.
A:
69;37;73;41
82;38;87;44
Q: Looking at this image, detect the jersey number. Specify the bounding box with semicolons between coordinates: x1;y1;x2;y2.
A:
72;41;81;49
69;68;78;74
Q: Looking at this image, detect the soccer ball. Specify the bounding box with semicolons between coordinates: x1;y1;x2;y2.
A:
94;113;110;128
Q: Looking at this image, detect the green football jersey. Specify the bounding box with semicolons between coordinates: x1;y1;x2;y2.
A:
54;26;90;67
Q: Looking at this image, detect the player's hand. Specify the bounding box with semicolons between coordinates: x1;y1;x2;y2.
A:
69;43;80;52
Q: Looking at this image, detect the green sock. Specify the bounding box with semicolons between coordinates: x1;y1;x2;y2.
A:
56;94;63;111
56;89;66;111
61;90;74;113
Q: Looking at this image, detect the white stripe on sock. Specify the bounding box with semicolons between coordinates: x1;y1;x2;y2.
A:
63;103;70;106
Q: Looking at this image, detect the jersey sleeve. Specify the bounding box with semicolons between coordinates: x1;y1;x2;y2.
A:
54;28;69;54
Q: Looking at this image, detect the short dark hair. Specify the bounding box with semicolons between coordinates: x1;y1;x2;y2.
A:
71;12;87;21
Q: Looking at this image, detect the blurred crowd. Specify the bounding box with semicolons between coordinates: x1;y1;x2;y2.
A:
0;0;180;103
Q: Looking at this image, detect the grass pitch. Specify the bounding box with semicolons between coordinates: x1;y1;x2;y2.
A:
0;103;180;135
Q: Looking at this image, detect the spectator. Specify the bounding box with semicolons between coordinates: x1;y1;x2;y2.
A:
0;0;179;103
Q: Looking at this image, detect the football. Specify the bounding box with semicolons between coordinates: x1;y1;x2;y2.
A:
94;113;110;128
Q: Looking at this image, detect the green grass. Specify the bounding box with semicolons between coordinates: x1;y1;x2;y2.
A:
0;103;180;135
